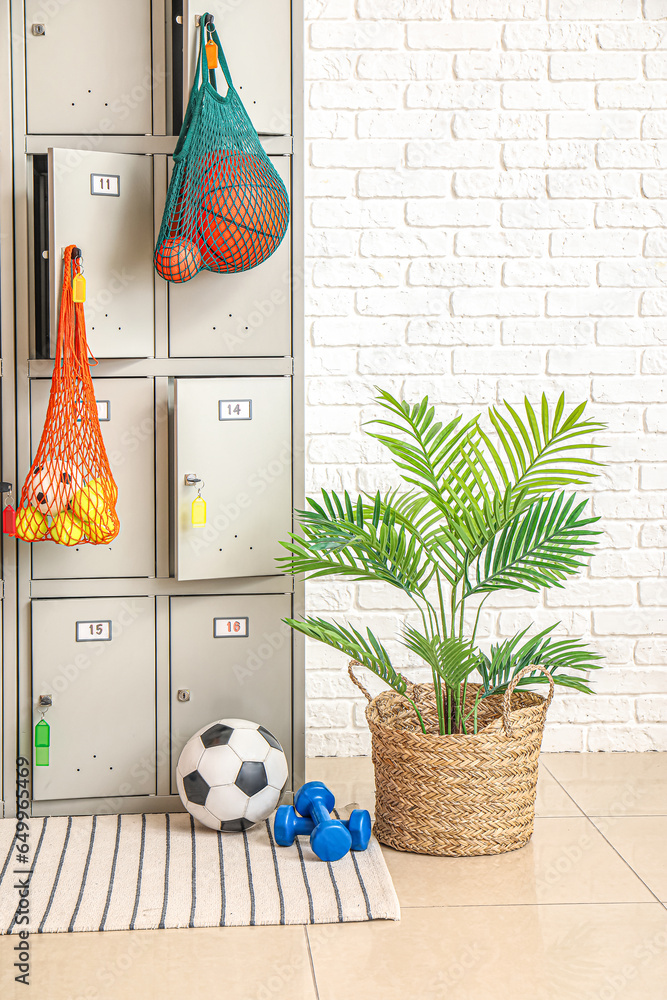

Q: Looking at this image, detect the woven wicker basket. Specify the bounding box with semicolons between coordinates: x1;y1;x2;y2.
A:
349;661;555;857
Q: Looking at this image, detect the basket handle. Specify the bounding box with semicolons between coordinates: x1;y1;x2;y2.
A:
502;664;555;737
348;660;373;703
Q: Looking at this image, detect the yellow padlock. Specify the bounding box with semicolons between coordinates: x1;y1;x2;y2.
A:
205;40;218;69
72;274;86;303
191;495;206;526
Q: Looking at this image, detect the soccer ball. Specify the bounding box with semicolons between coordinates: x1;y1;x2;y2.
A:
26;463;81;515
176;719;289;833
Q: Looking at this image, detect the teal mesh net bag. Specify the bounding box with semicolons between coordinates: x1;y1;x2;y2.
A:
154;14;290;283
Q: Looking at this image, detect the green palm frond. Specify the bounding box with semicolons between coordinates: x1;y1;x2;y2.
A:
401;627;481;690
478;625;603;697
467;492;601;597
365;390;605;582
277;489;434;594
365;389;479;506
284;616;427;732
485;393;605;496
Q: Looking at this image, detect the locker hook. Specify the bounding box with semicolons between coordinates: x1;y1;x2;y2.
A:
37;694;52;718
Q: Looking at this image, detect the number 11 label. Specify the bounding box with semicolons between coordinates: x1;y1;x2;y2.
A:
90;173;120;197
219;400;252;421
76;620;112;642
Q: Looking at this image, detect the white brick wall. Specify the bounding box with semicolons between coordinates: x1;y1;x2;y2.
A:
303;0;667;755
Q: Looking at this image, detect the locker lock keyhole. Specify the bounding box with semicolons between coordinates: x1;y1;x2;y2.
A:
177;689;190;702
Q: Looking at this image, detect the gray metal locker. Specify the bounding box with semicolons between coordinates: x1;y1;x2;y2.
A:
30;378;156;579
170;594;292;791
173;376;292;581
31;597;156;801
48;148;155;359
167;157;292;358
25;0;153;135
1;0;304;820
182;1;291;135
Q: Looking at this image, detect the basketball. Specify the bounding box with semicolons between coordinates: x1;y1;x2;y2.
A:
154;237;202;283
196;152;289;272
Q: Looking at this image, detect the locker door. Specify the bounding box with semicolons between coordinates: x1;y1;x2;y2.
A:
174;377;292;581
183;0;291;135
25;0;153;135
30;378;156;580
32;597;156;801
48;148;155;359
167;157;292;358
170;594;292;791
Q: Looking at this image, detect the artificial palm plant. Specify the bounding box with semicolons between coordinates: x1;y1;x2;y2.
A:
280;391;605;737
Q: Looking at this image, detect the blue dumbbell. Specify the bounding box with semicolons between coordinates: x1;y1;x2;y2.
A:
275;803;371;855
274;781;370;861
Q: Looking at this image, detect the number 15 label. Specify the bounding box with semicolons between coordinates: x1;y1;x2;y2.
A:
76;620;112;642
219;400;252;421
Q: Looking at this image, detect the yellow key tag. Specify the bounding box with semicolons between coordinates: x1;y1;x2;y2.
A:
205;40;218;69
72;274;86;303
191;495;206;526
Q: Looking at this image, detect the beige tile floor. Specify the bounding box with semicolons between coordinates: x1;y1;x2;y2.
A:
1;753;666;999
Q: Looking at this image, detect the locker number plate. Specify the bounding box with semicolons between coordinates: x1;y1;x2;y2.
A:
90;174;120;197
214;617;249;638
97;400;110;421
219;400;252;421
76;620;112;642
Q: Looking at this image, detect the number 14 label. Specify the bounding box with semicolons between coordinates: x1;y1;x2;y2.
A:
219;400;252;421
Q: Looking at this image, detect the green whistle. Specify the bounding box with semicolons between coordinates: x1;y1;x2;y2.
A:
35;718;50;767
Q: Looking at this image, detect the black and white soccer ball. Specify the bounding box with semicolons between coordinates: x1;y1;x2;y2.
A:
26;462;81;515
177;719;289;832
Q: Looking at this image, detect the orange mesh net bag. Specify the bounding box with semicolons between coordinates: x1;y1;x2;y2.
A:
16;245;120;546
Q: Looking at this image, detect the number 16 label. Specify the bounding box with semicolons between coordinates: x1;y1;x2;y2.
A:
76;620;112;642
219;400;252;421
214;617;249;638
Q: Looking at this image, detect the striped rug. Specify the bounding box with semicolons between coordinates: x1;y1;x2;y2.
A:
0;812;400;933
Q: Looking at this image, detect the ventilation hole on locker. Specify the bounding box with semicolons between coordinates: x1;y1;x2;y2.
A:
245;326;249;330
250;546;253;550
104;103;108;106
109;767;113;770
253;101;256;104
212;326;216;330
229;314;232;317
93;755;97;758
77;768;80;772
118;327;121;330
105;313;108;317
88;90;91;93
71;102;75;106
234;534;238;538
